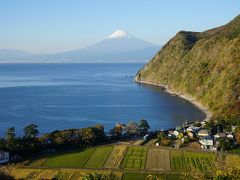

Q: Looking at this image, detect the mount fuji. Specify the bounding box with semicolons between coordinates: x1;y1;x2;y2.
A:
0;30;161;63
47;30;160;63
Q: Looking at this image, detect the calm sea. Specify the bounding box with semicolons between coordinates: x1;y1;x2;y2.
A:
0;63;205;136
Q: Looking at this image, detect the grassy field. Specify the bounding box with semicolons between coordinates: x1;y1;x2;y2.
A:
226;154;240;169
4;145;240;179
84;146;113;168
170;150;215;171
41;148;95;168
145;148;170;170
27;158;48;166
121;146;147;170
41;146;114;169
228;147;240;154
104;145;127;168
122;172;182;180
3;167;123;180
6;168;42;179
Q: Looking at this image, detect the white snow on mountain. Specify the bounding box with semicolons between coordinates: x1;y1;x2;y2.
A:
0;29;161;63
107;30;132;39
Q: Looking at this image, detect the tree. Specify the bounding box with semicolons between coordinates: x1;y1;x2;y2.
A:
80;128;97;144
110;125;122;139
93;125;105;141
23;124;39;139
157;132;167;141
6;127;15;142
126;121;138;134
177;133;184;140
236;128;240;145
203;120;214;130
218;138;231;150
138;119;150;132
6;127;17;151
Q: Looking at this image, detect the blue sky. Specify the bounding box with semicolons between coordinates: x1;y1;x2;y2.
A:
0;0;239;53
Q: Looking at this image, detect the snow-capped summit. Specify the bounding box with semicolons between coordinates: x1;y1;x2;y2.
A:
10;30;160;63
107;30;132;39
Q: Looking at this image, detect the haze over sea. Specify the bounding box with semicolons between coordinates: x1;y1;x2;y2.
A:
0;63;205;136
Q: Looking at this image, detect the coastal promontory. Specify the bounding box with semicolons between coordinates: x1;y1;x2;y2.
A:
136;15;240;122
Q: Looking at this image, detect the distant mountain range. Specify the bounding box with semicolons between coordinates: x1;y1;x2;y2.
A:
0;30;160;63
0;49;32;61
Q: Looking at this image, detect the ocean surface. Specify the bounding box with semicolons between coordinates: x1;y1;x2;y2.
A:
0;63;205;136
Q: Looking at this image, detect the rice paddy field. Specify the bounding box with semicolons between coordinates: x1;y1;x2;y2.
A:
121;146;147;170
3;167;123;180
41;148;95;168
226;154;240;169
122;172;175;180
145;148;170;170
104;144;127;168
4;144;240;179
83;146;113;168
170;150;215;171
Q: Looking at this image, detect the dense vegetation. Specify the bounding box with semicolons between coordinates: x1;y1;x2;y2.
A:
0;124;106;156
136;15;240;122
4;145;240;179
0;119;150;157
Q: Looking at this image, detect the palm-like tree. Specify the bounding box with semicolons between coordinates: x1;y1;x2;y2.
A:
138;119;150;131
6;127;15;141
23;124;39;139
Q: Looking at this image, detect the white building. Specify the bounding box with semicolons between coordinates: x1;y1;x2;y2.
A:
198;129;210;137
214;133;226;139
199;136;215;150
0;150;9;164
187;126;201;133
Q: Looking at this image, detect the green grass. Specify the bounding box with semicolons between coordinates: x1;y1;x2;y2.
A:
121;146;147;170
122;172;147;180
27;158;48;166
229;147;240;154
41;148;95;168
84;146;113;168
226;154;240;169
170;150;215;171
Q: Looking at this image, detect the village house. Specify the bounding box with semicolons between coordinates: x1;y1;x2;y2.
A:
197;129;210;137
227;133;234;139
186;126;201;133
168;130;176;138
0;150;9;164
199;136;215;150
187;131;194;139
214;132;226;140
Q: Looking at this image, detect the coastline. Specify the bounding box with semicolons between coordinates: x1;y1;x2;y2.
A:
134;78;212;122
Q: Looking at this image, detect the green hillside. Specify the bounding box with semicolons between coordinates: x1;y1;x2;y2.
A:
136;15;240;121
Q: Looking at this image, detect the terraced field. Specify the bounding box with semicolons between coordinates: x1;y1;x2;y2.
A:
41;148;95;168
170;150;215;171
122;172;181;180
145;148;170;170
226;154;240;169
104;145;127;168
121;146;147;169
83;146;113;168
11;144;238;180
4;167;123;180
